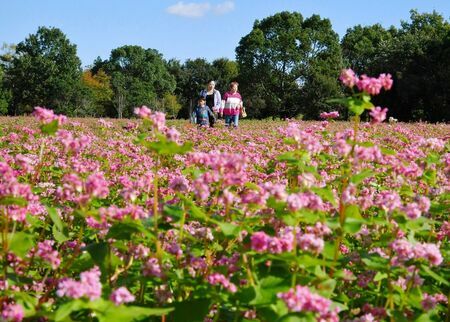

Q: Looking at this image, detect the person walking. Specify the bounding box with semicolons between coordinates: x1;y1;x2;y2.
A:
220;81;243;128
199;80;221;128
193;97;216;127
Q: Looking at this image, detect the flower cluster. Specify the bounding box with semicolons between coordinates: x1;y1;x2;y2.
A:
390;239;443;266
207;273;237;293
340;69;393;94
33;106;67;125
57;266;102;300
277;285;339;321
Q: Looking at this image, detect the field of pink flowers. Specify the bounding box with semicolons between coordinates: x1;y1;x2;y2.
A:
0;71;449;322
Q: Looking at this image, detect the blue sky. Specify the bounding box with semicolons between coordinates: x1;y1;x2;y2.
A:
1;1;449;68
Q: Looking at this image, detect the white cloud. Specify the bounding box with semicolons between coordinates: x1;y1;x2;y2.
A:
212;1;235;15
166;2;211;18
166;1;235;18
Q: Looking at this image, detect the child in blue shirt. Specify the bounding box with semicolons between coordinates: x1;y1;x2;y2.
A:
193;97;215;127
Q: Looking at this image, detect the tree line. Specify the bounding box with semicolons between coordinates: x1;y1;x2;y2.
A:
0;10;449;121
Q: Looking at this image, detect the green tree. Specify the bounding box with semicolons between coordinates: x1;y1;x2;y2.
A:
166;58;214;118
389;10;450;121
0;66;11;115
6;27;83;115
236;11;343;119
156;93;182;119
342;10;450;122
79;69;114;116
97;46;176;118
341;24;395;75
211;58;239;94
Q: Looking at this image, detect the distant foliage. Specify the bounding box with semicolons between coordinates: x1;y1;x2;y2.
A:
0;11;449;121
6;27;83;115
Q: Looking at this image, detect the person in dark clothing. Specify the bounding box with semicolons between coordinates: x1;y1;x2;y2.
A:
193;97;216;127
199;80;221;127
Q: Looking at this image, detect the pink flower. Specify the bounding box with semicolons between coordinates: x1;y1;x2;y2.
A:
251;232;271;252
287;193;309;212
369;107;388;124
375;191;401;212
320;111;339;119
110;287;135;306
277;285;338;320
85;173;109;198
165;127;180;142
357;75;383;95
421;293;447;310
79;266;103;300
57;266;102;300
169;175;190;192
1;303;24;322
36;240;61;269
297;233;324;254
143;258;163;278
150;112;166;132
134;105;152;118
339;69;357;88
402;202;422;219
207;273;237;293
378;73;393;90
33;106;66;125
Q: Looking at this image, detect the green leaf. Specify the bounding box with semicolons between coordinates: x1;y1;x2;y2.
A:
106;221;146;240
0;196;28;207
343;205;364;233
86;242;108;268
40;119;59;135
55;300;85;321
48;207;70;243
97;303;173;322
350;169;374;185
277;312;316;322
48;207;63;231
310;187;337;206
52;225;70;244
187;203;208;222
414;313;433;322
250;276;290;306
216;222;241;237
173;298;211;322
381;148;397;155
8;232;35;257
420;264;449;286
147;135;192;155
315;278;336;297
373;272;388;282
361;256;389;270
163;204;184;221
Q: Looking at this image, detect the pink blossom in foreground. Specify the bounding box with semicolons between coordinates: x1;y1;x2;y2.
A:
339;68;357;88
1;303;24;322
357;75;383;95
369;107;388;124
251;232;271;252
421;293;448;310
110;287;136;306
207;273;237;293
134;105;152;118
277;285;339;321
390;239;443;266
57;266;102;300
33;106;67;125
378;73;393;90
36;240;61;269
320;111;340;119
85;173;110;198
143;258;163;278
